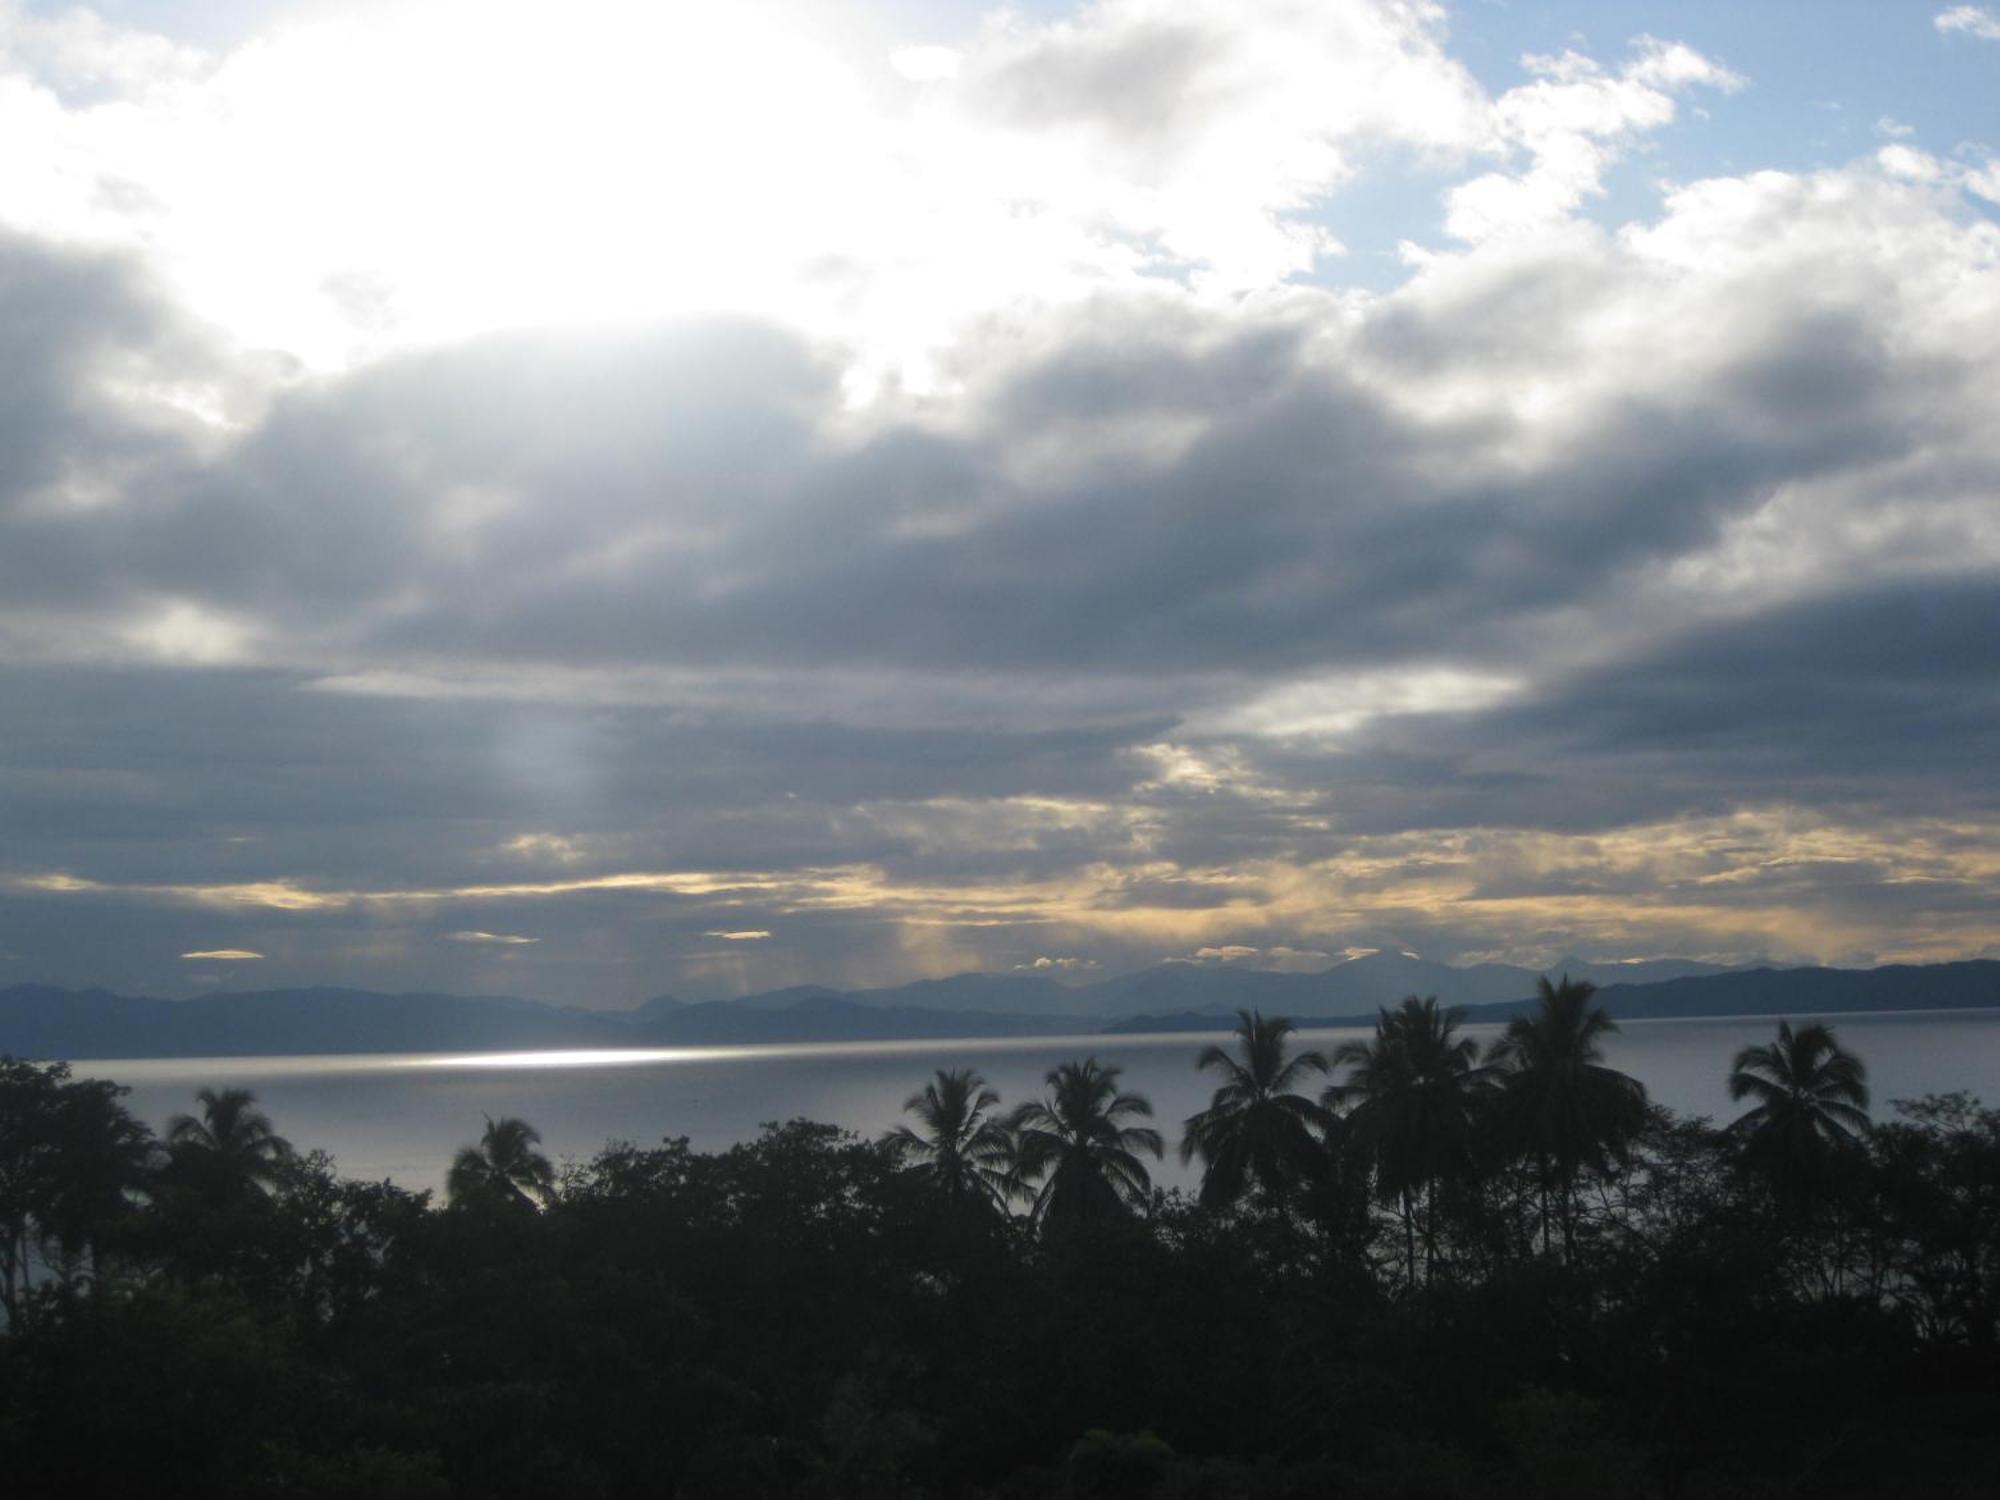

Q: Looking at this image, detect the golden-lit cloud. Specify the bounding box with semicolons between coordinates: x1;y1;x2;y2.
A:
179;948;263;960
500;833;591;864
13;868;831;912
25;804;2000;981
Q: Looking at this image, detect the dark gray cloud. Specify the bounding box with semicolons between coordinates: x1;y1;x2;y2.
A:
2;163;1998;999
1303;574;2000;838
0;232;158;510
0;662;1161;885
966;20;1216;161
19;285;1936;691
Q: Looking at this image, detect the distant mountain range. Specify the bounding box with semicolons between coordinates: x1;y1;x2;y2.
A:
670;952;1744;1021
2;955;1997;1060
1107;961;2000;1033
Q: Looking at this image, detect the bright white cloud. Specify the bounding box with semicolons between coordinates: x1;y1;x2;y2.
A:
1200;668;1524;741
120;600;253;665
0;1;205;95
0;0;895;367
0;0;1492;390
890;44;959;82
1444;37;1742;243
1877;143;1945;181
1191;945;1261;963
1936;6;2000;40
940;0;1490;290
1018;954;1099;972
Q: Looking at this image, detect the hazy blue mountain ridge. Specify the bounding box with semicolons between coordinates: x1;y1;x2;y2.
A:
1105;961;2000;1032
3;958;1995;1059
761;952;1742;1021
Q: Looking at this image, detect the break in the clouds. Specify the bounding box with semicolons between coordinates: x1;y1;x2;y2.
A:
1;0;1997;1002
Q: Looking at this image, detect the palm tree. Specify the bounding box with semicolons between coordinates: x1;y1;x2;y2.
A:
1011;1058;1163;1231
1;1059;154;1314
42;1077;155;1285
1727;1020;1871;1203
1326;995;1492;1285
1486;974;1649;1259
1180;1010;1330;1210
448;1115;556;1211
884;1068;1018;1212
164;1086;294;1200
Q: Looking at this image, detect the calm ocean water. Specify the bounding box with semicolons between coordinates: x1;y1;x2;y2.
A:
68;1008;2000;1196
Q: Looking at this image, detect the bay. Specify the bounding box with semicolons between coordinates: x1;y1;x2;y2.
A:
68;1007;2000;1196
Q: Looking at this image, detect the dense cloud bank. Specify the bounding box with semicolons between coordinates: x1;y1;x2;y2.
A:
1;2;1998;999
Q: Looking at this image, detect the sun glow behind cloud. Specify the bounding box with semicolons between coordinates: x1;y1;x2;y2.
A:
3;0;905;366
0;0;1597;389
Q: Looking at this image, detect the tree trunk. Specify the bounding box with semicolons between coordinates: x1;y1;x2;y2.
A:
1538;1158;1551;1258
0;1233;18;1326
1560;1174;1575;1267
1402;1189;1417;1290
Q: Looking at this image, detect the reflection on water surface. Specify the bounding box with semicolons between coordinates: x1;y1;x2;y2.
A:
68;1009;2000;1195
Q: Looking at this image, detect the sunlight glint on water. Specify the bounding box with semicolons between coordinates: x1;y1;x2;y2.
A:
68;1009;2000;1196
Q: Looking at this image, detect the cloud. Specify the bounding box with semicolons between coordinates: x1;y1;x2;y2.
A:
1444;37;1742;244
1936;6;2000;41
1265;945;1333;970
1017;955;1100;972
0;0;1476;388
501;834;590;864
1877;144;1945;182
447;930;539;945
180;948;262;960
945;0;1490;288
1331;576;2000;832
704;930;772;942
0;4;1997;1001
11;868;835;912
1191;945;1262;964
51;203;1962;700
1180;943;1332;972
890;45;959;83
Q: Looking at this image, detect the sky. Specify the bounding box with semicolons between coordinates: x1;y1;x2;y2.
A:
0;0;1997;1004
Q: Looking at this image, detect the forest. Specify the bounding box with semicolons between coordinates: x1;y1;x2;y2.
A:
2;977;1997;1497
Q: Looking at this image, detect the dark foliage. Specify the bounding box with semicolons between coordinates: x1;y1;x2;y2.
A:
2;1005;1998;1497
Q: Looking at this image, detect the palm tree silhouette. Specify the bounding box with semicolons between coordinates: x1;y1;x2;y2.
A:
448;1115;556;1211
1327;995;1492;1285
164;1086;294;1199
1011;1058;1163;1231
42;1077;154;1285
884;1068;1018;1213
1727;1020;1870;1202
1180;1010;1330;1210
1487;974;1648;1259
